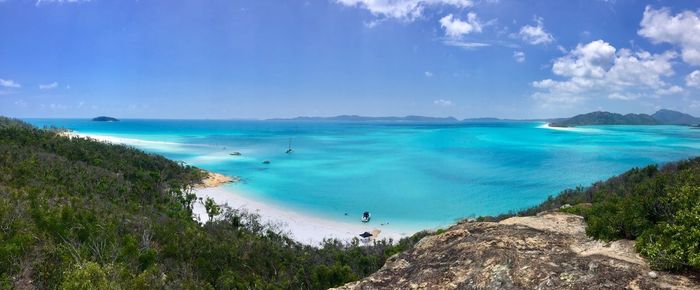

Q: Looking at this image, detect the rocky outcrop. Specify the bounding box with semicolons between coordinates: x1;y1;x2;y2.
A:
334;212;699;290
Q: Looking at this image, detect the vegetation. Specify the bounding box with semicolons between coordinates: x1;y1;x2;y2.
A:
550;109;700;127
481;157;700;272
0;117;428;289
651;109;700;125
550;111;659;127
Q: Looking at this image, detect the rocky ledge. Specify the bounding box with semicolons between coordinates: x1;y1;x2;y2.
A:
333;212;699;290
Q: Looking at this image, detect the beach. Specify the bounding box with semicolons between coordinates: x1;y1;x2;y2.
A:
192;185;409;245
62;130;410;245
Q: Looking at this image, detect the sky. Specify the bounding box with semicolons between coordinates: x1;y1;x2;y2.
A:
1;0;700;119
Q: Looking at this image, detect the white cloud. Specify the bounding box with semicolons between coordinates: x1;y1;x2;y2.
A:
513;51;525;63
39;82;58;90
638;6;700;65
336;0;473;20
433;99;453;106
518;16;554;45
608;92;639;101
439;13;482;38
551;40;616;79
655;85;683;96
0;79;21;88
442;40;490;49
424;71;434;77
36;0;91;6
687;70;700;88
532;40;679;107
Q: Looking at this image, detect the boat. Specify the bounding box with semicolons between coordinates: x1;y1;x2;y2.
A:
262;160;271;164
230;151;242;156
286;138;293;154
361;211;371;223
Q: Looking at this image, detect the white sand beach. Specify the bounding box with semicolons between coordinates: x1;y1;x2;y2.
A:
537;122;601;133
62;130;411;245
192;186;410;245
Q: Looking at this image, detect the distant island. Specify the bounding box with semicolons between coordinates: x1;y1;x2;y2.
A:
550;109;700;127
92;116;119;122
650;109;700;125
269;115;549;123
269;115;460;122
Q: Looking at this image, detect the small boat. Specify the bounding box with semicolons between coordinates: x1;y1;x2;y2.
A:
262;160;271;164
230;152;242;156
359;231;373;238
361;211;371;223
286;138;293;154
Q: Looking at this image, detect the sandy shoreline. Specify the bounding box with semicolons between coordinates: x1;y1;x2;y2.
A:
61;130;412;245
192;185;410;245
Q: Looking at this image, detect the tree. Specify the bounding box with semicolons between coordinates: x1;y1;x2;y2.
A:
203;197;221;222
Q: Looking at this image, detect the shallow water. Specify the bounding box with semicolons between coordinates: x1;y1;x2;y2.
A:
26;119;700;231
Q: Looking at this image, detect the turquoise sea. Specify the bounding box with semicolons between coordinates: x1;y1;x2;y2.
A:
25;119;700;231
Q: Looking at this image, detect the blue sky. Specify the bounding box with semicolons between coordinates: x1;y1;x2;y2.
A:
1;0;700;119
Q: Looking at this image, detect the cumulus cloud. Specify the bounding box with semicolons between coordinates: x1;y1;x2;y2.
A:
425;71;434;77
638;6;700;65
513;51;525;63
336;0;473;20
440;13;482;38
687;70;700;88
532;40;679;107
39;82;58;90
0;78;20;88
518;16;554;45
433;99;453;106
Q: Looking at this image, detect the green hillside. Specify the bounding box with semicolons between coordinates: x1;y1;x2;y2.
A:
0;117;425;289
550;111;659;127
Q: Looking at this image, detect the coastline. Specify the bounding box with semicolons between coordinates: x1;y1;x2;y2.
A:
192;185;410;245
62;130;411;245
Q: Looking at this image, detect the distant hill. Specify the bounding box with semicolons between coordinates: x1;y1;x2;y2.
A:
651;109;700;125
550;111;659;127
270;115;556;123
550;109;700;127
270;115;459;122
92;116;119;122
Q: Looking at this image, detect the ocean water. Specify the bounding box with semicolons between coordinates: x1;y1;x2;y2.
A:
25;119;700;231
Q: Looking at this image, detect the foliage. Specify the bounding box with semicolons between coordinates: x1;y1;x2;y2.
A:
0;117;424;289
203;197;221;222
550;111;659;127
482;156;700;272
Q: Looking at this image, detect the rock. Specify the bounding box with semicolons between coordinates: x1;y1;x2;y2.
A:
560;204;572;209
648;271;658;279
333;212;698;290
